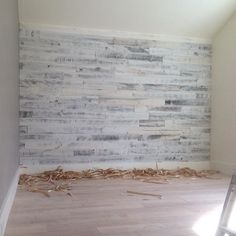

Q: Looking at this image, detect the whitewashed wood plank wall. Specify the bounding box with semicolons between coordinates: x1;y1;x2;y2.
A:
19;25;212;166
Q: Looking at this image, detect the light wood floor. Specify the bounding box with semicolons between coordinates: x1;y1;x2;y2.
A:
5;176;230;236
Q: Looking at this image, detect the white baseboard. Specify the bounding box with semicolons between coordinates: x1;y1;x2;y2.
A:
0;168;19;236
21;161;210;174
210;160;236;175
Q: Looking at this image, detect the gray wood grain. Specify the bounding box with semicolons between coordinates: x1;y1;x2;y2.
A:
19;25;212;165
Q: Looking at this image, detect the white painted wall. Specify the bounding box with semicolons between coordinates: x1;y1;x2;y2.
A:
211;12;236;174
18;0;236;39
0;0;19;234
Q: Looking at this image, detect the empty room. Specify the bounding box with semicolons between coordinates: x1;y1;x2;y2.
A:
0;0;236;235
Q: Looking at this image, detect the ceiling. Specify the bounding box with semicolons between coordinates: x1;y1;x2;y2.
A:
18;0;236;39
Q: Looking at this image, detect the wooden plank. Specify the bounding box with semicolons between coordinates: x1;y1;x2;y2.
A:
19;25;212;165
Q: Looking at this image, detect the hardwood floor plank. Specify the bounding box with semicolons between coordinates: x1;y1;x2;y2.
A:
5;177;229;236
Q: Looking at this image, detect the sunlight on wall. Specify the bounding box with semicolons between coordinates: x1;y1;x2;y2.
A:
192;205;222;236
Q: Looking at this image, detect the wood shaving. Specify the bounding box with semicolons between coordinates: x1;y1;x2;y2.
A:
127;190;162;198
19;167;220;197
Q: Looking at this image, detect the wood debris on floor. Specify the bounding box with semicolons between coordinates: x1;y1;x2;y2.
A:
19;167;220;197
127;190;162;198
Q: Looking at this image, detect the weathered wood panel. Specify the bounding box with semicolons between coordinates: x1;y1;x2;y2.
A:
19;25;212;166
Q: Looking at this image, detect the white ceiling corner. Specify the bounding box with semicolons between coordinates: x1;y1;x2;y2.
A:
18;0;236;39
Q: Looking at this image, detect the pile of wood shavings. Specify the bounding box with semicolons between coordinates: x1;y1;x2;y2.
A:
19;167;220;197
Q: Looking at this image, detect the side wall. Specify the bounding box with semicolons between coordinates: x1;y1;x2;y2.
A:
0;0;19;212
19;24;211;170
211;12;236;174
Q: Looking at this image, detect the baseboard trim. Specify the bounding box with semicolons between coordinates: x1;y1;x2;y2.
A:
0;168;19;236
210;161;236;175
21;161;210;174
